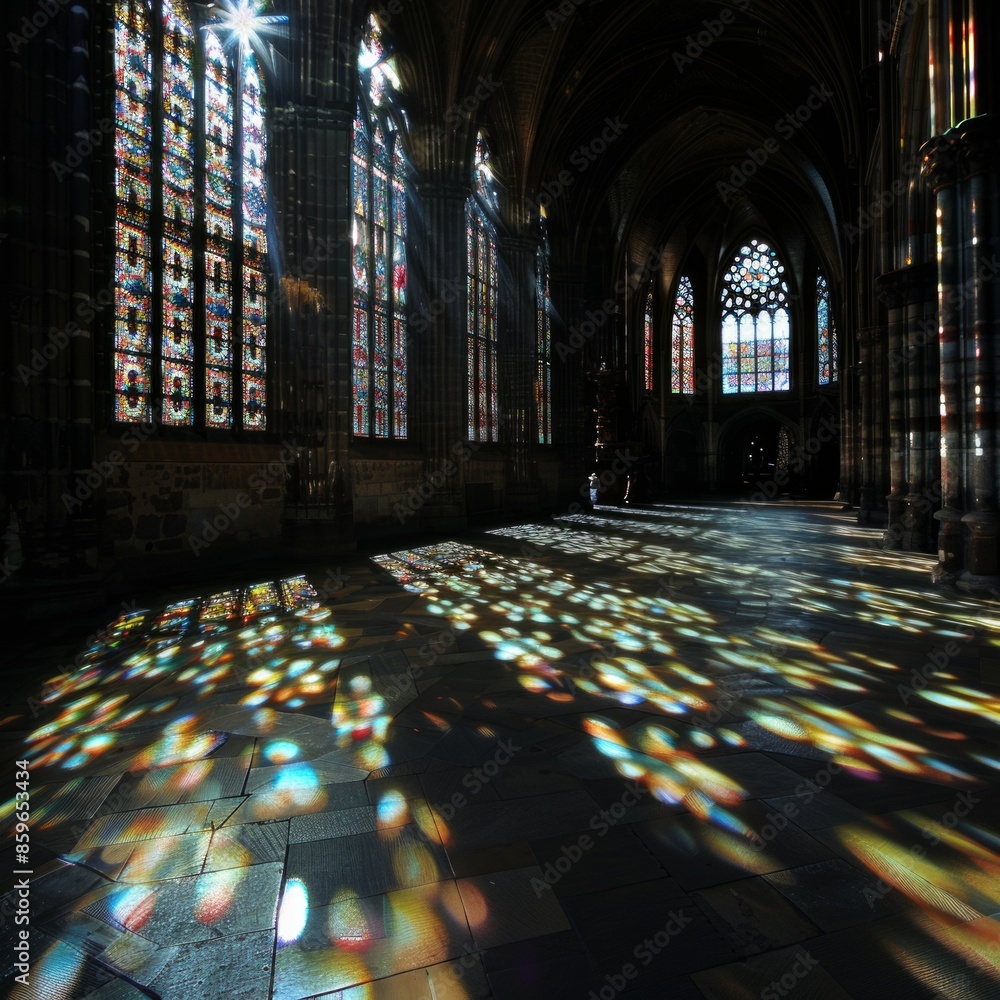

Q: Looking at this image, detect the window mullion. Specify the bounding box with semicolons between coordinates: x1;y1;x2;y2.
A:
151;2;165;428
233;51;245;435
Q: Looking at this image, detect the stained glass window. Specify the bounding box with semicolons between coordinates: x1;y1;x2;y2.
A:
114;0;154;423
113;0;268;431
467;134;499;443
536;225;552;445
643;290;654;394
671;275;695;394
352;14;408;439
817;271;837;386
720;240;791;395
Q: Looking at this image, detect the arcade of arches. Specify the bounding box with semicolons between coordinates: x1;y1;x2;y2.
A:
5;2;1000;997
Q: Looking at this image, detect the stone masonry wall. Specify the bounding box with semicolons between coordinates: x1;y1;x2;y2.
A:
97;442;288;559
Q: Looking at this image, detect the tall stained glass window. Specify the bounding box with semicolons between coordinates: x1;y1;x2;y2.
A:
671;275;695;394
113;0;269;431
643;290;654;393
352;14;408;439
536;225;552;445
720;240;790;394
817;272;838;386
467;134;499;443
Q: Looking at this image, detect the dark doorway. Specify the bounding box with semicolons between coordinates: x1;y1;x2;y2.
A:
721;416;787;495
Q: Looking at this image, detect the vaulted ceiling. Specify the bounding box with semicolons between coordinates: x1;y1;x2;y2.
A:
386;0;868;287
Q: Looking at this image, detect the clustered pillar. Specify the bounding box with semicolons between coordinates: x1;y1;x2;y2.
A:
919;117;1000;589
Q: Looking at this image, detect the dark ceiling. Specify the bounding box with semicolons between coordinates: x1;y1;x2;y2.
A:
385;0;869;286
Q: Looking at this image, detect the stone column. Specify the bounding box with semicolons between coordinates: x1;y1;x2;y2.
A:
958;116;1000;589
922;133;965;582
272;0;363;541
498;232;539;507
550;261;591;506
857;325;880;523
879;271;908;546
410;176;470;529
903;262;939;551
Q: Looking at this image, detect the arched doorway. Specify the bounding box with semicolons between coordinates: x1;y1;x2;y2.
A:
719;414;793;496
665;414;700;494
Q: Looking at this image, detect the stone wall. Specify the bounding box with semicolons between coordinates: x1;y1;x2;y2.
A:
97;441;287;559
350;456;426;534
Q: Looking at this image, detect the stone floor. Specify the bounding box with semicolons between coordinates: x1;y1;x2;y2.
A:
4;502;1000;999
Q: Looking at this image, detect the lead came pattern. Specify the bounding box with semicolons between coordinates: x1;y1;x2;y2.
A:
113;0;268;432
721;240;791;395
671;275;695;394
467;134;499;443
352;15;408;440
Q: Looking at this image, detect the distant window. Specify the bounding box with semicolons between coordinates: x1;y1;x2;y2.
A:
113;0;269;430
721;240;790;394
536;226;552;444
643;290;654;393
352;13;408;439
467;134;500;443
671;275;695;394
817;272;838;385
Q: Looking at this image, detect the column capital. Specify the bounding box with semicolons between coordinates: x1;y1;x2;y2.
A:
954;114;1000;173
876;262;936;307
271;102;355;130
920;132;961;186
499;233;539;257
411;174;471;206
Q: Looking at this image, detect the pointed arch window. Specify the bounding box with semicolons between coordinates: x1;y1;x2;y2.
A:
671;275;695;394
467;134;499;443
643;289;654;394
536;222;552;445
352;14;408;439
817;272;838;385
113;0;269;430
721;240;790;394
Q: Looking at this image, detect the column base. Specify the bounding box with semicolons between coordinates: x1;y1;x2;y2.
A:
882;492;907;549
962;509;1000;579
932;505;965;583
956;571;1000;596
902;492;934;551
858;487;887;526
